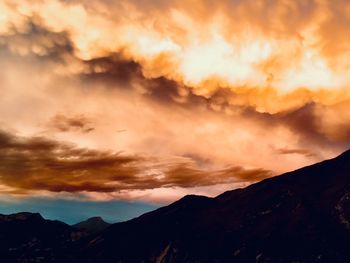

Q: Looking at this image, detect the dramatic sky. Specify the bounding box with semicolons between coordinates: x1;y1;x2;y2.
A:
1;0;350;222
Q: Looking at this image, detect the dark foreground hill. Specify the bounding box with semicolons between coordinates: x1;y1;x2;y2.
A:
3;150;350;262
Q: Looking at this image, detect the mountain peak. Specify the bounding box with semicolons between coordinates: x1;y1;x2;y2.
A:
86;216;104;222
73;216;110;234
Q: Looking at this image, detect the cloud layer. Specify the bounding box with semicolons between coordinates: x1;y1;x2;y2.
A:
0;0;350;202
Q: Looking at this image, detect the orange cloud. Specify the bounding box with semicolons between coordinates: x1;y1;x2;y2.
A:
47;114;94;133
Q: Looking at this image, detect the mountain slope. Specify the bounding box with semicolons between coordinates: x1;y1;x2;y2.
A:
83;150;350;263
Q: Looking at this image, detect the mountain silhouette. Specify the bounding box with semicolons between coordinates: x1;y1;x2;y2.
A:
83;149;350;262
2;150;350;262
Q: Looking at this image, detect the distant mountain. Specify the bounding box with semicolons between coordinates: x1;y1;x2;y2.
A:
73;216;110;234
2;150;350;262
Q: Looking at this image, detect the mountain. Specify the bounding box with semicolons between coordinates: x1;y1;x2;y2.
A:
0;212;88;263
2;150;350;262
73;217;110;234
82;150;350;263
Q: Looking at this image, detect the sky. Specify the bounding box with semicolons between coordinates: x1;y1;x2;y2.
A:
1;0;350;223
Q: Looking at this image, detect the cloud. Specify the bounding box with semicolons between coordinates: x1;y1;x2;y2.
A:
162;162;272;188
0;130;272;195
47;114;95;133
276;147;317;158
313;100;350;144
2;0;350;113
80;53;207;106
0;17;74;61
241;102;348;151
80;54;141;85
0;13;349;116
0;129;139;193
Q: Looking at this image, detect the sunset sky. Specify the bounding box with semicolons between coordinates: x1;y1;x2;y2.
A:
1;0;350;223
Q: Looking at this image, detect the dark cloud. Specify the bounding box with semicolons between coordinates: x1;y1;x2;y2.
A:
218;166;273;182
242;102;347;151
274;103;350;151
0;130;271;194
0;129;139;193
277;103;325;144
165;164;272;188
80;54;141;85
0;18;74;61
81;53;208;106
276;147;318;158
47;114;95;133
0;18;204;108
